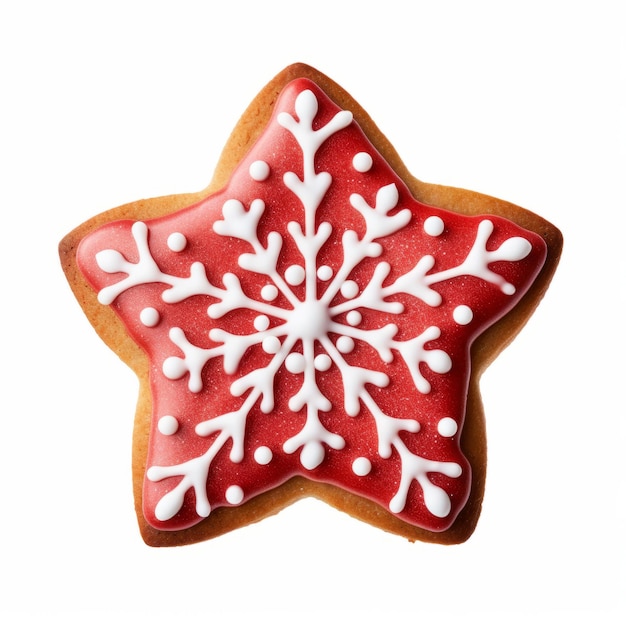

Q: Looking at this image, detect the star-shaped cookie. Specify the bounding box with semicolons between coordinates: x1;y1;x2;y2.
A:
60;64;561;546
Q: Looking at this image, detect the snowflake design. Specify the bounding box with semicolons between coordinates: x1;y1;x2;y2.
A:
78;79;546;533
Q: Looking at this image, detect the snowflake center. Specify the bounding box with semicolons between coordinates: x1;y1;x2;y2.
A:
287;298;331;341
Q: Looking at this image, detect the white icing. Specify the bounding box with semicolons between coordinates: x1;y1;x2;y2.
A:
352;151;373;172
254;315;270;331
314;354;331;371
225;485;244;505
167;232;187;252
424;215;445;237
336;335;355;354
249;160;270;181
261;284;278;301
346;310;362;326
421;220;532;297
140;307;160;327
388;452;462;517
285;352;305;374
453;304;473;325
254;446;273;465
352;457;372;476
437;417;458;437
158;415;179;436
95;87;533;522
340;280;359;299
162;327;221;392
285;264;305;285
317;265;333;281
262;336;281;354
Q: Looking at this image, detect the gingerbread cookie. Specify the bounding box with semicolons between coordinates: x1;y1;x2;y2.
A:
59;64;562;546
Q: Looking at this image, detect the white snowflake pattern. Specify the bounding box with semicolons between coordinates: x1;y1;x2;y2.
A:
94;87;533;524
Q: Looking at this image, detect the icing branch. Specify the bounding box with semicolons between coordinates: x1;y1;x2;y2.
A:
329;320;399;363
161;262;217;303
95;221;236;306
320;335;389;417
287;220;332;297
213;198;265;243
360;391;461;518
332;218;533;314
95;222;161;304
277;89;353;155
207;273;288;320
388;436;462;518
278;89;353;217
229;335;297;414
392;326;452;395
149;337;296;520
382;255;443;308
279;89;351;295
162;327;223;393
287;221;332;257
209;323;288;375
147;400;251;521
330;262;404;316
424;219;532;295
194;396;255;461
321;182;410;307
349;183;412;241
317;331;459;518
360;391;420;459
147;439;222;521
283;339;345;469
214;198;299;308
328;320;452;396
283;170;332;230
390;219;533;302
238;231;283;277
282;410;345;470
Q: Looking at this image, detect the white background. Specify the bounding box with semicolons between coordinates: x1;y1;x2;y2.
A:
1;1;624;624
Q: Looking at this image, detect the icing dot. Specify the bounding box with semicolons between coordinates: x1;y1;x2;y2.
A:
352;457;372;476
262;336;281;354
158;415;179;436
163;357;186;380
285;352;305;373
341;280;359;299
314;354;331;371
261;284;278;301
167;232;187;252
353;152;373;172
424;216;445;237
438;417;458;437
346;310;362;326
317;265;333;281
249;160;270;181
285;265;305;285
429;351;452;374
254;315;270;331
254;446;273;465
453;305;473;325
140;307;160;327
225;485;244;505
336;336;354;353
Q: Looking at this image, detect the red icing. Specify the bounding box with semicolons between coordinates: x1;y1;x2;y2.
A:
77;79;547;533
